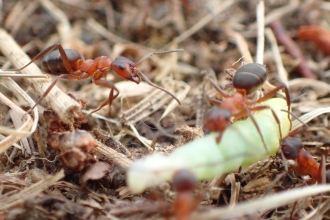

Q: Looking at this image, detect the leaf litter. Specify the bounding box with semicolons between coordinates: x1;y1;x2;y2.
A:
1;0;330;219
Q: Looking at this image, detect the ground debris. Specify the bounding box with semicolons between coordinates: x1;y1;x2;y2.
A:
1;0;330;219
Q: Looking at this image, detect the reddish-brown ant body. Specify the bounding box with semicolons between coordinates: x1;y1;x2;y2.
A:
297;25;330;56
12;43;183;113
281;136;330;183
172;169;200;220
205;63;291;148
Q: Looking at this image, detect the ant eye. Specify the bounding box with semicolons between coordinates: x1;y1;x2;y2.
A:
119;64;125;70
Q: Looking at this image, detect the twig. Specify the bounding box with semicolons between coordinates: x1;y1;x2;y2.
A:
0;72;48;78
4;0;24;30
0;92;34;154
195;77;207;128
86;18;154;53
91;142;132;169
190;185;330;219
269;21;316;79
0;170;65;211
249;0;299;29
3;76;39;135
255;0;265;64
223;25;253;63
128;124;153;151
163;0;236;48
9;109;32;156
171;0;187;33
5;0;39;37
0;28;81;124
265;28;289;86
39;0;72;47
0;134;23;151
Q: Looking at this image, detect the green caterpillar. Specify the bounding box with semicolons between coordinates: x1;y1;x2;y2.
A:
127;98;290;194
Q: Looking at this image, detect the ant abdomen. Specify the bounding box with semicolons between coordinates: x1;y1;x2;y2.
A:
233;63;267;95
41;49;84;75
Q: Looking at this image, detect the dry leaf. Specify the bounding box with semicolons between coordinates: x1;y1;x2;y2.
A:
80;162;112;188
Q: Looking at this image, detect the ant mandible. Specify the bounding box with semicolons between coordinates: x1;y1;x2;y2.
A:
205;63;291;152
11;43;183;114
281;136;330;184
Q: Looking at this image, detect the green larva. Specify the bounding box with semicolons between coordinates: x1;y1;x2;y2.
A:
127;98;290;194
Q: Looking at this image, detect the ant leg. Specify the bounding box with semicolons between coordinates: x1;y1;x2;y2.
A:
28;74;79;111
136;69;181;105
249;105;283;142
90;79;119;114
248;84;291;129
208;77;231;99
52;43;74;72
241;106;269;153
88;88;114;115
282;110;309;136
9;43;73;72
278;148;289;172
215;132;223;144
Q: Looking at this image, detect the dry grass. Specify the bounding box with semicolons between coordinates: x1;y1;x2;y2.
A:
1;0;330;219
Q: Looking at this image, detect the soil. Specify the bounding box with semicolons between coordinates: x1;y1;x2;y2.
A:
1;0;330;219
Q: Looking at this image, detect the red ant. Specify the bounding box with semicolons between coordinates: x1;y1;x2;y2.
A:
280;134;330;219
297;25;330;56
281;136;330;184
172;169;201;220
204;63;291;151
10;43;183;114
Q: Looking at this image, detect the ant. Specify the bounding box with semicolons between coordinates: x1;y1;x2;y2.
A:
279;133;330;219
205;63;291;151
281;135;330;184
297;25;330;56
146;169;200;220
10;43;183;114
172;169;201;220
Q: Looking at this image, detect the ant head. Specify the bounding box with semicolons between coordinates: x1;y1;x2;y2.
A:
281;137;303;160
112;57;140;84
204;106;231;132
173;169;197;192
233;63;267;95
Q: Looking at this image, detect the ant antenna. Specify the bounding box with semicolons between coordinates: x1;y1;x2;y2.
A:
291;93;307;102
281;109;309;130
134;49;185;66
231;56;245;66
136;69;181;105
